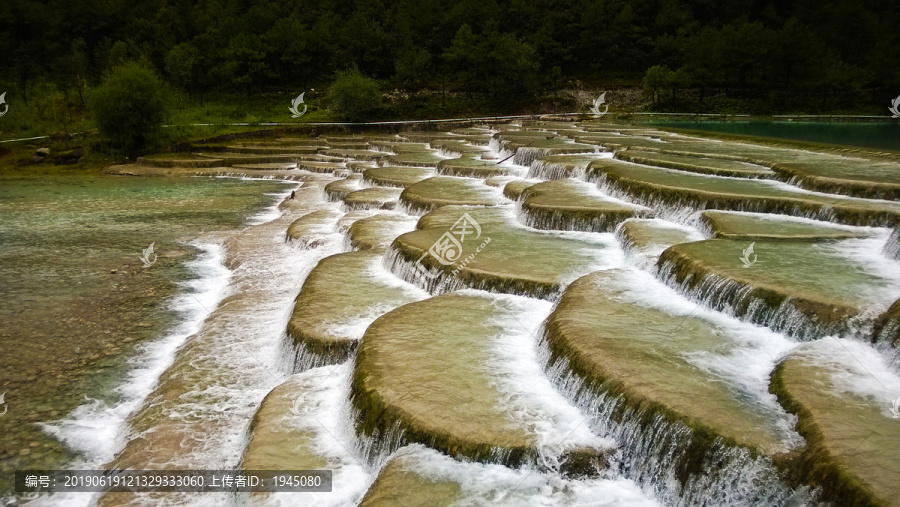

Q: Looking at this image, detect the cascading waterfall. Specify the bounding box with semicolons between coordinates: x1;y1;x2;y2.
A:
655;256;851;341
537;337;815;506
885;226;900;261
42;122;899;507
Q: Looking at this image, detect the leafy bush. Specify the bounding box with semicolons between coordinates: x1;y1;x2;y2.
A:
88;62;168;156
328;68;381;122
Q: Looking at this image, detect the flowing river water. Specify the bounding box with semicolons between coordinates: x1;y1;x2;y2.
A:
2;121;900;506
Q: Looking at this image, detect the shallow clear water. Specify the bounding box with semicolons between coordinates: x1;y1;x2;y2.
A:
0;174;291;492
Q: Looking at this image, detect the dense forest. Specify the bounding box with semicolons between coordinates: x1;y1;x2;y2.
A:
2;0;899;116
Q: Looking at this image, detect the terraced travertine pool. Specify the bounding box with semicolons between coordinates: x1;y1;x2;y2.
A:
13;121;900;506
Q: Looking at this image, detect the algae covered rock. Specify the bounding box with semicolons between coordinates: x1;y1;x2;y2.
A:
519;179;654;232
541;268;806;504
527;154;606;180
350;293;536;465
872;298;900;351
324;173;363;201
351;291;609;468
399;176;504;213
242;364;372;506
588;158;900;227
502;179;540;200
657;238;898;340
286;209;343;248
346;212;418;251
770;339;900;506
616;149;774;178
343;187;403;211
359;445;634;507
363;166;435;188
435;156;515;178
387;205;613;298
288;250;424;366
885;226;900;261
616;218;703;269
700;211;874;241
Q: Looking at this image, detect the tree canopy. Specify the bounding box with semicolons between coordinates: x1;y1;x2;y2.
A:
2;0;898;112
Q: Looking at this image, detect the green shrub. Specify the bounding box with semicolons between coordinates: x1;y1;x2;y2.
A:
88;62;168;156
328;68;381;122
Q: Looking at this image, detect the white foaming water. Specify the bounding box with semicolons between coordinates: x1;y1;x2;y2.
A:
481;291;614;465
36;241;231;506
244;363;373;507
817;232;900;311
700;210;882;234
364;254;430;299
246;183;302;225
602;268;804;449
380;444;659;506
37;185;344;506
617;218;706;271
798;338;900;417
